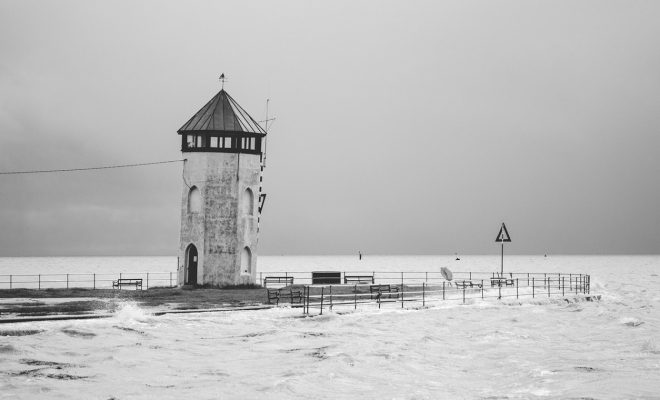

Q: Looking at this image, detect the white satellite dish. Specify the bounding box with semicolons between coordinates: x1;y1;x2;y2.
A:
441;267;453;281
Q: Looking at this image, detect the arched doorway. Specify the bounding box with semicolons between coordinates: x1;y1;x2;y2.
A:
185;244;198;285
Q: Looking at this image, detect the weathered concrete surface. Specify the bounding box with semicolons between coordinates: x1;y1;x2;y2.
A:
178;152;261;286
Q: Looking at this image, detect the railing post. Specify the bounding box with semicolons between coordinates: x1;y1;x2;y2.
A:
547;277;550;298
422;282;425;307
320;287;324;315
516;278;519;299
67;274;69;289
442;281;445;300
462;285;465;304
329;285;333;311
9;274;12;289
260;272;263;286
585;275;588;294
527;273;529;286
146;273;149;289
401;280;404;309
577;274;580;292
38;274;41;290
469;271;472;281
93;273;96;289
580;275;583;293
354;284;357;310
544;273;547;288
498;283;501;300
569;274;572;290
532;277;535;298
562;276;565;296
170;272;173;287
307;286;311;314
558;273;561;291
481;280;484;299
425;271;428;283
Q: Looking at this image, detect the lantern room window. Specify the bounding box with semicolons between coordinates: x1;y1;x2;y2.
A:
182;134;261;152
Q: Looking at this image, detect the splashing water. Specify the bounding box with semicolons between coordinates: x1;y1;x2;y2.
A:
114;302;152;324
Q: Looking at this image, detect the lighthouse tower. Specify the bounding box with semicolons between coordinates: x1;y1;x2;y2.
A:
177;86;267;287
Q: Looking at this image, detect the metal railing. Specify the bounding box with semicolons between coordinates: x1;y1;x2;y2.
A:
0;272;177;290
259;270;590;287
300;274;591;315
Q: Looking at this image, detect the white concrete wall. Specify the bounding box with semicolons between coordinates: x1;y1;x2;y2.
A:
178;152;261;286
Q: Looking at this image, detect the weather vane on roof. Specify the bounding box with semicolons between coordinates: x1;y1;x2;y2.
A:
219;73;227;90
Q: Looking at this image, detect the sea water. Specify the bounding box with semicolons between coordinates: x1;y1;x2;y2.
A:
1;255;659;399
0;254;653;287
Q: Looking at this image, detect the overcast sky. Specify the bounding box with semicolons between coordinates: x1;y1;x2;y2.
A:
0;0;659;256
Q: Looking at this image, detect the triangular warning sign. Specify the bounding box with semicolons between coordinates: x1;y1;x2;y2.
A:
495;223;512;242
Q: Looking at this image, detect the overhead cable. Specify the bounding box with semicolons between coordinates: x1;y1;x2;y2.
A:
0;159;185;175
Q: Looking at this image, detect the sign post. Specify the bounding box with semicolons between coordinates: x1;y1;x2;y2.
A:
495;223;512;276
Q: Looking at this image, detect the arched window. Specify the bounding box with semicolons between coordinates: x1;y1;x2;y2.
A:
241;247;252;275
242;188;254;216
188;186;202;213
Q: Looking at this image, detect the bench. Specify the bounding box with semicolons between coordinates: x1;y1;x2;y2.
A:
112;278;142;290
344;274;374;284
263;276;294;288
455;280;483;289
266;288;303;305
369;284;400;300
490;277;515;287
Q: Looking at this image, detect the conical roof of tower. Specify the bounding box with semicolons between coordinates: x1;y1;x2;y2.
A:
178;89;266;135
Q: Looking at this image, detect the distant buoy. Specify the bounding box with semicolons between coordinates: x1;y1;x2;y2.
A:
441;267;453;281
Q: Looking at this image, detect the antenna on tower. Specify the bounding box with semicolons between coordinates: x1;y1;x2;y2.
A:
219;73;227;90
259;98;276;167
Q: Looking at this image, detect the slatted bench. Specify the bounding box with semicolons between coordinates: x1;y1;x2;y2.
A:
490;277;515;287
344;274;375;284
369;284;399;300
112;278;142;290
263;276;294;288
266;288;302;305
455;280;483;289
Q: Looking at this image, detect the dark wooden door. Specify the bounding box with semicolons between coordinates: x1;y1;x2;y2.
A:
186;245;198;285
